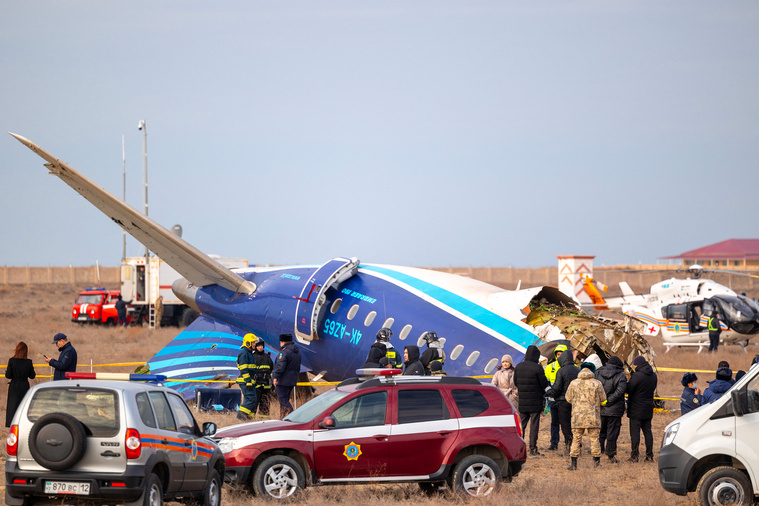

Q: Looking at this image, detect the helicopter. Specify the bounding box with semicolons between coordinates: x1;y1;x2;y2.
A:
589;264;759;348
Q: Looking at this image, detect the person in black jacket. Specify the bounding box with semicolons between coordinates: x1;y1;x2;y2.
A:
626;355;658;462
514;345;549;456
252;338;274;416
402;345;425;376
272;334;301;418
6;341;36;427
45;333;77;381
596;356;627;463
551;349;579;454
362;338;387;369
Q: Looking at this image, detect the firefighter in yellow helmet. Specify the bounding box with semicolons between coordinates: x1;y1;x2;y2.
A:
236;333;258;421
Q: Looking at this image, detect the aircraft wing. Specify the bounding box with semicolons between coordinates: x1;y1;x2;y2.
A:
10;133;255;294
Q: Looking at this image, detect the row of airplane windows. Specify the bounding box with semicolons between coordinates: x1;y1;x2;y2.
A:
329;298;500;374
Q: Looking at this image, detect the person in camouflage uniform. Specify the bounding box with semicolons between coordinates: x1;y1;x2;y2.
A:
565;362;607;470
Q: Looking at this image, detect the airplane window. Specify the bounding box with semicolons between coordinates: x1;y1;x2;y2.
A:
330;299;342;314
399;324;412;340
347;304;359;320
466;351;480;366
450;345;464;360
484;358;498;374
417;334;426;347
364;311;377;326
382;317;394;329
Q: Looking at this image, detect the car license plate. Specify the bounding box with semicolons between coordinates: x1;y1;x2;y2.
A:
77;315;88;321
44;481;90;495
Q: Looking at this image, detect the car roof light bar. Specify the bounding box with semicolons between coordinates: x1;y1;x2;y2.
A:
65;372;167;382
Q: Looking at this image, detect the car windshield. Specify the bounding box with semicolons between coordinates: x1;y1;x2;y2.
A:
284;389;351;424
77;294;103;304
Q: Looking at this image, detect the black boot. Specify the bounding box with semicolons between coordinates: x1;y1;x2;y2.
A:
593;457;601;468
567;457;577;471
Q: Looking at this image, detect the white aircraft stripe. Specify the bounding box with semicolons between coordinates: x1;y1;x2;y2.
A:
359;267;528;355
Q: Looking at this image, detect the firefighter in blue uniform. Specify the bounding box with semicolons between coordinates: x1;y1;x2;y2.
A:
236;333;258;421
251;338;274;416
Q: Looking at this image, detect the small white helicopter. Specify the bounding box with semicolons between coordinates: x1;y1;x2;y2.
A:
594;265;759;349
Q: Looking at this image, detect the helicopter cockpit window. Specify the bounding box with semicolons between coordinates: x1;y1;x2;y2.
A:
664;304;688;322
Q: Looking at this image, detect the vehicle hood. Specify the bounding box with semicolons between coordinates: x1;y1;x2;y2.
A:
214;419;304;439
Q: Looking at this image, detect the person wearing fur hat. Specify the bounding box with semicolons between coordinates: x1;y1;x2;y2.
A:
680;372;703;415
626;355;658;462
596;356;627;463
492;354;519;411
565;362;607;470
703;367;733;404
272;333;301;418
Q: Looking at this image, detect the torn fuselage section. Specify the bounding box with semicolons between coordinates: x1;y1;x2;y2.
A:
527;303;657;376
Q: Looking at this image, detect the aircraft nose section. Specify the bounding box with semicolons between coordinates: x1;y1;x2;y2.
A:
172;278;200;312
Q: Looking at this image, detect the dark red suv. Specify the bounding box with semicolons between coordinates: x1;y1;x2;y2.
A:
215;371;526;498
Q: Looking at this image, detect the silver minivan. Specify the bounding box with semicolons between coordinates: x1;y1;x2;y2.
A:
659;364;759;505
5;377;224;505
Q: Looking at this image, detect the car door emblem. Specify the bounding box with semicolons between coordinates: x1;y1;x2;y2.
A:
343;442;362;461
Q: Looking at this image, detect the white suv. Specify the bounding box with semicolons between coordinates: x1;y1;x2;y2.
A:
5;375;224;506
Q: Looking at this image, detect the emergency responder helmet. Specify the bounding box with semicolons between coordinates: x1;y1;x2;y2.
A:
241;333;256;349
376;327;393;342
421;331;439;344
254;337;265;348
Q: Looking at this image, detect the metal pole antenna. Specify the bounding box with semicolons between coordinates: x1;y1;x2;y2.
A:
122;134;126;261
138;120;150;315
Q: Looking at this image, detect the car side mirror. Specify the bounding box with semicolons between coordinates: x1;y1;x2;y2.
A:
203;422;217;436
318;416;336;429
731;390;745;417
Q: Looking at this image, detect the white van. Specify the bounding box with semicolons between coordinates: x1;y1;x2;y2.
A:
659;364;759;505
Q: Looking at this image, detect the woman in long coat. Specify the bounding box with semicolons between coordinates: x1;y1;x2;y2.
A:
491;354;519;411
6;341;36;427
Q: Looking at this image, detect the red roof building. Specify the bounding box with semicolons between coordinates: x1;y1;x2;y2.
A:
661;239;759;269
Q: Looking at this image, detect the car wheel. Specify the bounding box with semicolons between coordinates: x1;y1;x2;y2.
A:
252;455;305;500
451;455;502;497
28;412;87;471
199;469;222;506
697;466;753;506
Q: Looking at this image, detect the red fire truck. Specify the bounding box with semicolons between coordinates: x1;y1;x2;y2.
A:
71;287;123;325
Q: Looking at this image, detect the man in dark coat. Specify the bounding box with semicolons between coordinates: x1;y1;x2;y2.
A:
272;334;301;418
45;333;77;381
115;295;128;327
626;355;658;462
551;349;578;454
596;356;627;463
402;345;425;376
514;345;549;456
703;367;733;404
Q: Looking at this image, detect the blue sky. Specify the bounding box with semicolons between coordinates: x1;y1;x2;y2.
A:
2;1;758;269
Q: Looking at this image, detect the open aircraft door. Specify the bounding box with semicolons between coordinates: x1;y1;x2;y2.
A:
294;257;359;345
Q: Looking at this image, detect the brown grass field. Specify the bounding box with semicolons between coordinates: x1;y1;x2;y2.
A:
2;284;757;505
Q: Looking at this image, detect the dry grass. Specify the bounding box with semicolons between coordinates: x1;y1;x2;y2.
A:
4;284;757;505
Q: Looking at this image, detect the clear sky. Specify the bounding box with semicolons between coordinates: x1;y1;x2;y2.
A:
2;1;758;269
